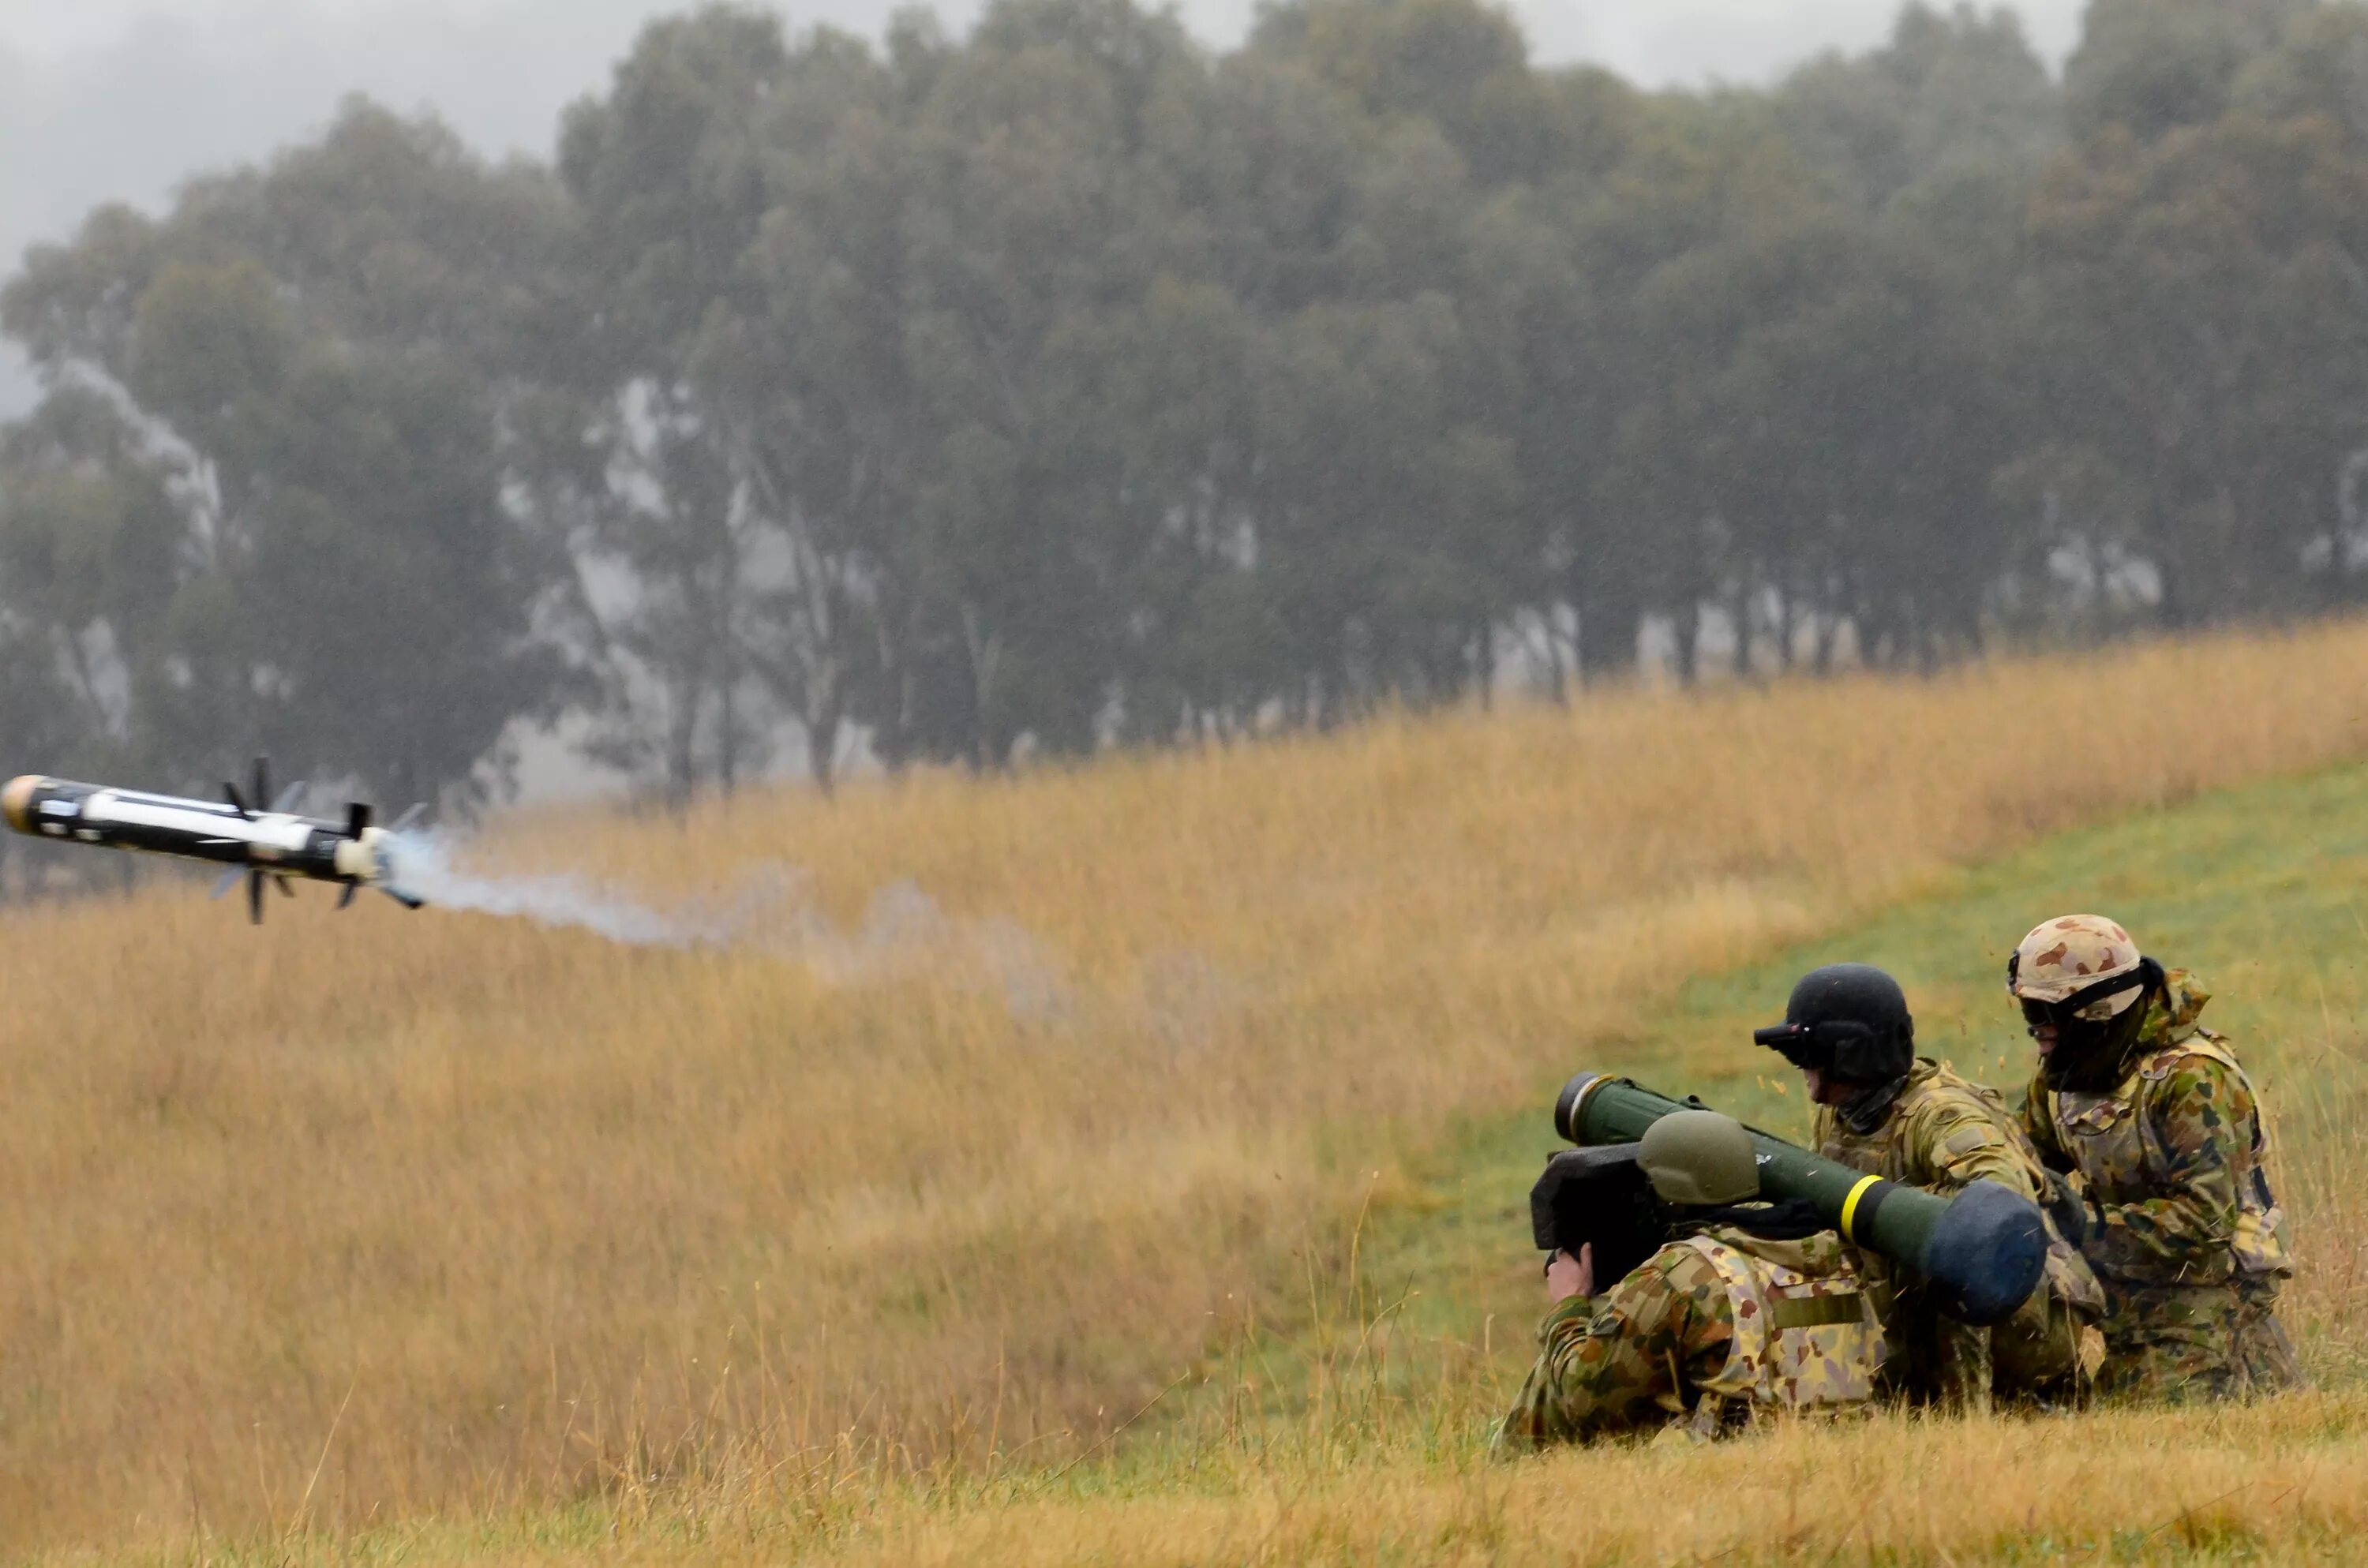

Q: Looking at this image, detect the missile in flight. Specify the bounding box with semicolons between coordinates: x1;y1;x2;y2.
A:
2;759;426;922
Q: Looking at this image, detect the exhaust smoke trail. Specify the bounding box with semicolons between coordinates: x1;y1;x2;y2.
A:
379;831;1071;1018
380;831;751;947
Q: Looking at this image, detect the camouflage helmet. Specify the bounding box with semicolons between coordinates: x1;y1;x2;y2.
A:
2009;913;2168;1092
2007;914;2146;1018
1638;1110;1759;1207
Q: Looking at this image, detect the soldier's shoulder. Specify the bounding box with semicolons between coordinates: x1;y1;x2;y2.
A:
2138;1038;2253;1102
1913;1061;2007;1113
1646;1235;1723;1282
1902;1064;2015;1138
1642;1237;1744;1310
2130;1043;2258;1150
1583;1241;1731;1343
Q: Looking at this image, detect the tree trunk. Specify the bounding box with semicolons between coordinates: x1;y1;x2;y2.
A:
1541;607;1572;706
717;672;739;797
959;603;1002;772
1572;581;1637;687
804;658;845;797
1671;601;1701;686
666;675;699;811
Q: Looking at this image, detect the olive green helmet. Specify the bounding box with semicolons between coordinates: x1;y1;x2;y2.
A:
1637;1110;1760;1207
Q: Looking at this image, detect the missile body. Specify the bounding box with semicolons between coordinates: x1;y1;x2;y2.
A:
1555;1072;2048;1327
3;772;422;919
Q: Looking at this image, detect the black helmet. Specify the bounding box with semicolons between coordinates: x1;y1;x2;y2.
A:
1752;964;1915;1086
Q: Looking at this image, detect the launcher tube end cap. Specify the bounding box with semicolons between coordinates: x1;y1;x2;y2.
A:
2;776;43;835
1920;1178;2049;1327
1554;1072;1609;1143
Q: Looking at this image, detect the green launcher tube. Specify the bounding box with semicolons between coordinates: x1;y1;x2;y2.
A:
1554;1072;2048;1327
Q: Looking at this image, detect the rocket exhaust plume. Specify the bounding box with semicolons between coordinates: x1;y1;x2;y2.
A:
376;832;739;947
3;761;425;922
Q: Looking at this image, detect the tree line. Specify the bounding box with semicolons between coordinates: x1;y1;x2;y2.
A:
2;0;2366;821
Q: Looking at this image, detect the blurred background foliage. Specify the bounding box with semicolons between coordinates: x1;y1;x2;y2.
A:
4;0;2366;826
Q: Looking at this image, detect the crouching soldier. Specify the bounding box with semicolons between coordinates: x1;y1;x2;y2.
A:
1495;1110;1884;1450
1755;963;2105;1412
2006;915;2302;1401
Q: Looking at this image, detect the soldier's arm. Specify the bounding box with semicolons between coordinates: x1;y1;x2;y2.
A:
1494;1248;1727;1449
2087;1057;2246;1286
2018;1073;2072;1172
1917;1098;2037;1199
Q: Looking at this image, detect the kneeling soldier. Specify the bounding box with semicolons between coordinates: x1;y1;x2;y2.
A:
1496;1110;1884;1449
2006;914;2301;1401
1756;963;2105;1412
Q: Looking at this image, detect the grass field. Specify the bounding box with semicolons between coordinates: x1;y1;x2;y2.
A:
6;622;2368;1562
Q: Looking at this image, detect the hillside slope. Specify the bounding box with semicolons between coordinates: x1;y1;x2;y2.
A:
229;729;2368;1566
3;624;2367;1552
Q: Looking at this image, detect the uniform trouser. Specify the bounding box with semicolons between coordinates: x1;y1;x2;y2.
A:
2234;1272;2306;1395
1990;1283;2093;1409
2098;1274;2305;1401
2096;1280;2240;1401
1880;1278;2090;1412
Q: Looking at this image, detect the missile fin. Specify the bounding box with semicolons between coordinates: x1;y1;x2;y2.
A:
337;883;358;911
392;803;427;835
246;870;264;925
271;780;307;814
211;868;242;900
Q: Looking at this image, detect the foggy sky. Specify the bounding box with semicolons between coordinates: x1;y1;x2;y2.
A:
0;0;2088;414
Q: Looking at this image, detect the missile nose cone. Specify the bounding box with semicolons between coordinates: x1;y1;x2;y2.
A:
3;776;43;835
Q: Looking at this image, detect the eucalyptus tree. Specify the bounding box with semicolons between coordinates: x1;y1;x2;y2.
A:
0;103;571;804
2028;101;2368;621
555;4;807;801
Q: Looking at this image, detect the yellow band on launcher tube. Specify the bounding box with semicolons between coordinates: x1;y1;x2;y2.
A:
1840;1173;1883;1242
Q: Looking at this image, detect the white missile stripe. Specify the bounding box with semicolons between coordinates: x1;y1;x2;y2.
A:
100;790;245;818
86;792;316;854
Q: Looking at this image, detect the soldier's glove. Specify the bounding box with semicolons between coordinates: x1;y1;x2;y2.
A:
2044;1171;2090;1249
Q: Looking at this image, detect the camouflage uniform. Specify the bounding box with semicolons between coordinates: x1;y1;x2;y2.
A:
1495;1223;1883;1450
1815;1057;2105;1411
2018;971;2301;1401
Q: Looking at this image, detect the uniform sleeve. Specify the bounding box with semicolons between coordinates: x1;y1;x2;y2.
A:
2086;1057;2246;1286
2018;1073;2070;1172
1493;1249;1729;1450
1891;1094;2014;1413
1918;1097;2037;1199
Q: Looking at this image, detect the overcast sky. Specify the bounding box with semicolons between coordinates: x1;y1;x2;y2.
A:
0;0;2089;411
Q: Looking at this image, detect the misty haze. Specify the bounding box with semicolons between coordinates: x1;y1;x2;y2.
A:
4;0;2368;1558
6;0;2342;825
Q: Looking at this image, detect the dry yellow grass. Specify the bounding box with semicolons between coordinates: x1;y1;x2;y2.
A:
5;622;2368;1551
334;1394;2368;1567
